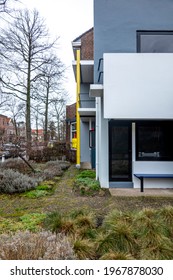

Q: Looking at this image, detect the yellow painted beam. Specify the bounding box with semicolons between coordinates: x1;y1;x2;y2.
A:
76;49;80;168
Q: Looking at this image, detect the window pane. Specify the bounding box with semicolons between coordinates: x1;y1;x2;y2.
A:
136;121;173;161
137;31;173;53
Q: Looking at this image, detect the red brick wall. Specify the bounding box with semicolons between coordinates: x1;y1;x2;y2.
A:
81;28;94;60
66;103;76;120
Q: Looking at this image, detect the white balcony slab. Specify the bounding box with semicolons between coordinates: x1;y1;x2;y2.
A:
104;53;173;119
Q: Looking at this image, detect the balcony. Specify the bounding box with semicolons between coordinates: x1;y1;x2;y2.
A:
102;53;173;120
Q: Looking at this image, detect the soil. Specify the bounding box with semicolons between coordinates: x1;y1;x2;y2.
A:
0;164;173;219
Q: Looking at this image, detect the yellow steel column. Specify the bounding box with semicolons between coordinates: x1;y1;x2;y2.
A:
76;49;80;168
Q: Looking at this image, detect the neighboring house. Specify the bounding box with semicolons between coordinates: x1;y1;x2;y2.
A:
73;0;173;189
31;129;44;142
0;115;15;142
72;27;95;169
66;102;77;148
0;114;26;142
0;114;9;138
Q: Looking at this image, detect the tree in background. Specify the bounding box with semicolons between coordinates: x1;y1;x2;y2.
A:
0;9;59;152
0;0;16;12
50;97;67;141
5;97;25;137
32;54;67;142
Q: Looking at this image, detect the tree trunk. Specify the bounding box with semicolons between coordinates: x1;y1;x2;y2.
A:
44;79;49;143
26;47;31;154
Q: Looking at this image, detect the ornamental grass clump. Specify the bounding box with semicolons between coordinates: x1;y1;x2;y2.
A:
100;251;134;260
132;207;173;259
96;221;135;257
74;212;98;240
0;169;38;194
0;231;76;260
72;238;96;260
43;212;75;235
156;206;173;239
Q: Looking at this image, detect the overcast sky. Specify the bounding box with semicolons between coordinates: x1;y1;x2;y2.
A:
14;0;94;104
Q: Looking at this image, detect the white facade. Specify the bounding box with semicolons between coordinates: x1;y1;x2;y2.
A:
92;53;173;189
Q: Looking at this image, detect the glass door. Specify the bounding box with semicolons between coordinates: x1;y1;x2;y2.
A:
109;121;132;181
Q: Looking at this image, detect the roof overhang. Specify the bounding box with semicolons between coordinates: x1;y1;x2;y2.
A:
78;107;96;116
72;60;94;84
89;84;103;97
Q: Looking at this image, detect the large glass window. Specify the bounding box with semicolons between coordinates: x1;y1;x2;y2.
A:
136;121;173;161
137;31;173;53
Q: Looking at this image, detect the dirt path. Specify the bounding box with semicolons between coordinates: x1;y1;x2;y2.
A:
42;164;112;215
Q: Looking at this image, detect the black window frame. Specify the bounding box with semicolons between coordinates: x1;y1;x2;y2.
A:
136;121;173;161
136;30;173;53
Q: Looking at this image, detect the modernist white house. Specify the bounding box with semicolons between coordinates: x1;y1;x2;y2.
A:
73;0;173;191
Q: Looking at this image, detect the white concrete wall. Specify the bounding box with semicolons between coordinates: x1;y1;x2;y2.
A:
97;97;109;188
104;53;173;119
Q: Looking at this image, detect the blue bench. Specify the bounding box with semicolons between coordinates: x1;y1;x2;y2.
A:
134;174;173;192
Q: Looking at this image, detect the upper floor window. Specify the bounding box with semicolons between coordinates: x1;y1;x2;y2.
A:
137;31;173;53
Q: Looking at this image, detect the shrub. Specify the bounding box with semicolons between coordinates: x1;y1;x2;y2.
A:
76;170;96;179
73;169;102;196
24;189;48;198
0;158;32;174
74;177;101;196
0;231;76;260
42;169;62;180
19;213;46;232
29;143;68;162
0;217;24;234
40;160;70;180
0;169;38;194
24;184;54;198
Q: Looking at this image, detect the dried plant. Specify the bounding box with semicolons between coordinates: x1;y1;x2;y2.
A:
0;231;76;260
0;169;38;193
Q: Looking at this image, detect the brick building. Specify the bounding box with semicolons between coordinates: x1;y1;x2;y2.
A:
73;27;93;60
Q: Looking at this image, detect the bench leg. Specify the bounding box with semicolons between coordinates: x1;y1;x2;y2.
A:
140;177;144;192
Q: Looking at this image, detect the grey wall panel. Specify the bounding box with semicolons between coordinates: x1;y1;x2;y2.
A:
94;0;173;83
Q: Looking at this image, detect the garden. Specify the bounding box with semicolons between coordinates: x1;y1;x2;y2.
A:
0;158;173;260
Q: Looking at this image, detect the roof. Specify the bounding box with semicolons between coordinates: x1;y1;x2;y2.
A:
32;129;44;134
73;27;93;42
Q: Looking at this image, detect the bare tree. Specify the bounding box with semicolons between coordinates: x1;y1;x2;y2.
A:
50;97;67;141
0;92;9;109
5;97;25;136
0;0;18;13
0;9;58;151
33;54;66;142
